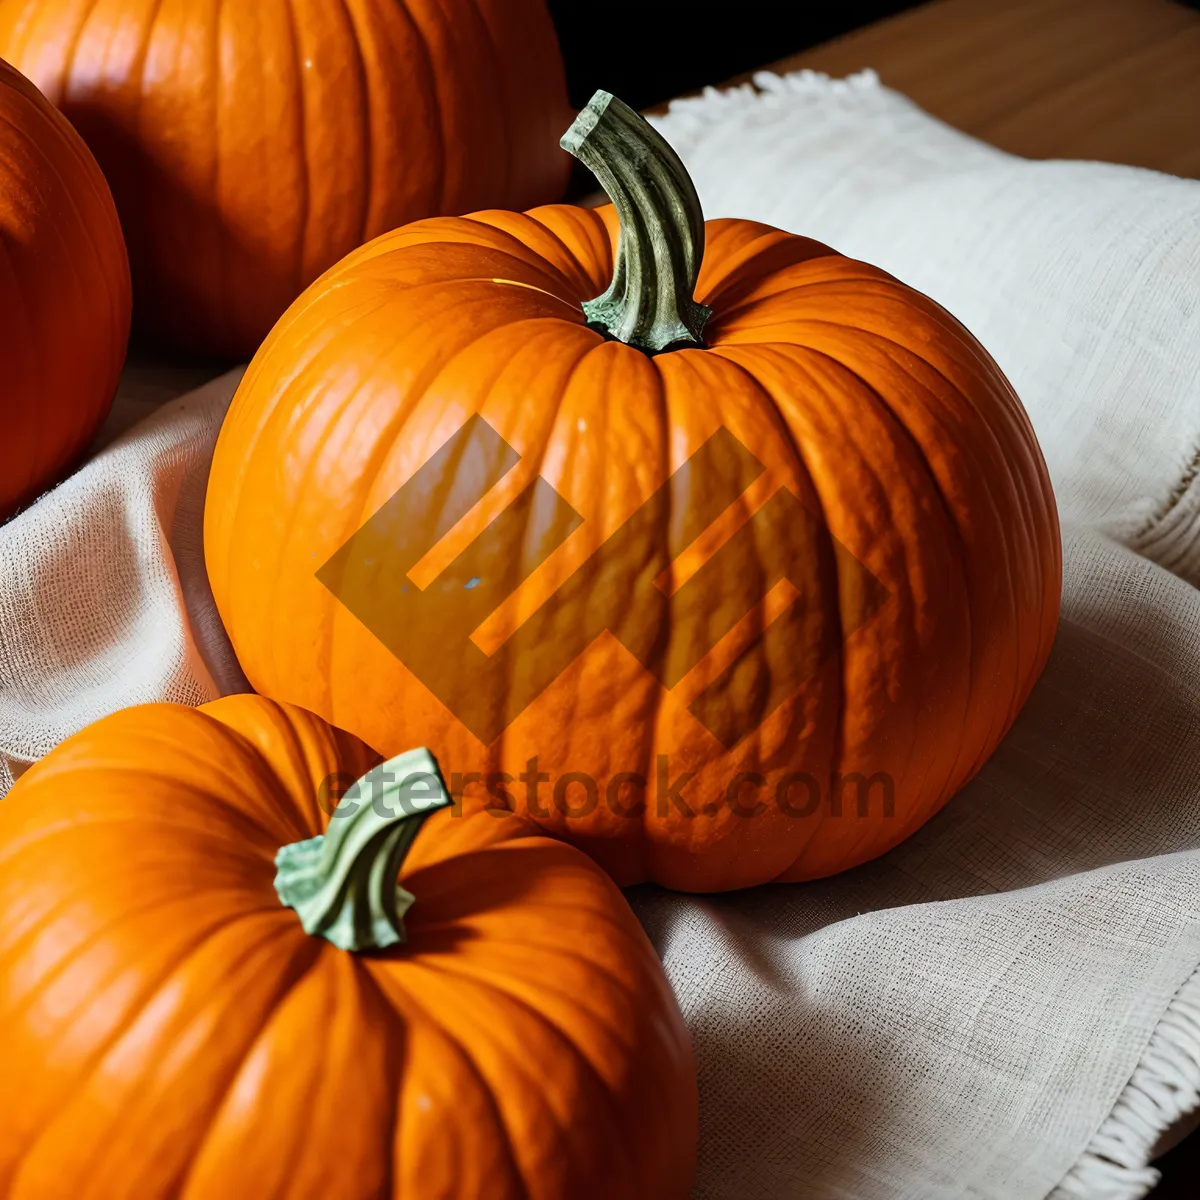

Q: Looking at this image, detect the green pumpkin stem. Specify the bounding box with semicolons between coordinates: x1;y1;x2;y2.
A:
561;91;712;353
274;748;452;952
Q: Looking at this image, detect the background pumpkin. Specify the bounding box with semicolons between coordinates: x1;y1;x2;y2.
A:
0;694;697;1197
204;93;1061;893
0;0;572;359
0;58;129;521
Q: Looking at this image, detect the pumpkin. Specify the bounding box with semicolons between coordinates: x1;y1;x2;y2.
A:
0;694;697;1197
0;58;130;520
0;0;572;359
204;92;1061;892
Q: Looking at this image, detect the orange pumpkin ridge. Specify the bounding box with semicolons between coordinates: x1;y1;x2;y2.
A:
205;92;1062;892
0;58;130;520
0;0;573;358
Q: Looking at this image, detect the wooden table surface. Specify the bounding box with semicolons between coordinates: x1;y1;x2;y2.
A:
772;0;1200;179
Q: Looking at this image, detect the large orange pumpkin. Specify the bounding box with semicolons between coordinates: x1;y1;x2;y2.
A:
0;0;572;359
0;58;129;520
0;694;697;1197
205;92;1061;892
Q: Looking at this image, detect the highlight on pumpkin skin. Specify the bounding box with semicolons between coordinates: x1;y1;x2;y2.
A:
204;89;1061;894
0;696;698;1197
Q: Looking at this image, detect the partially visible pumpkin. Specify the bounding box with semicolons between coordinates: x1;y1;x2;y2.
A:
0;695;697;1197
0;0;572;359
0;58;129;520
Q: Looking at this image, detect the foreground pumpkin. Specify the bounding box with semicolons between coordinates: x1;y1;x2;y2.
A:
0;0;571;359
0;58;129;520
0;695;696;1197
205;92;1061;892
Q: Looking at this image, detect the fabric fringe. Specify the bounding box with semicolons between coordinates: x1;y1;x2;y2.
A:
1053;965;1200;1198
649;68;882;136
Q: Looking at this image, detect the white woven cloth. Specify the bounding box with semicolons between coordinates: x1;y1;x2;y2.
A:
0;367;248;795
2;69;1199;1199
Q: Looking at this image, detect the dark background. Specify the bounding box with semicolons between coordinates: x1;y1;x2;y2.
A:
1149;1128;1199;1197
547;1;919;109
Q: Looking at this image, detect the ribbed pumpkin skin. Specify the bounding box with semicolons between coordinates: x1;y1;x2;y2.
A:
0;0;571;359
205;207;1062;892
0;58;129;520
0;695;697;1198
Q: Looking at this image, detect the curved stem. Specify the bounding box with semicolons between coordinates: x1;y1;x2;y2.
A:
274;748;452;952
561;90;712;353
